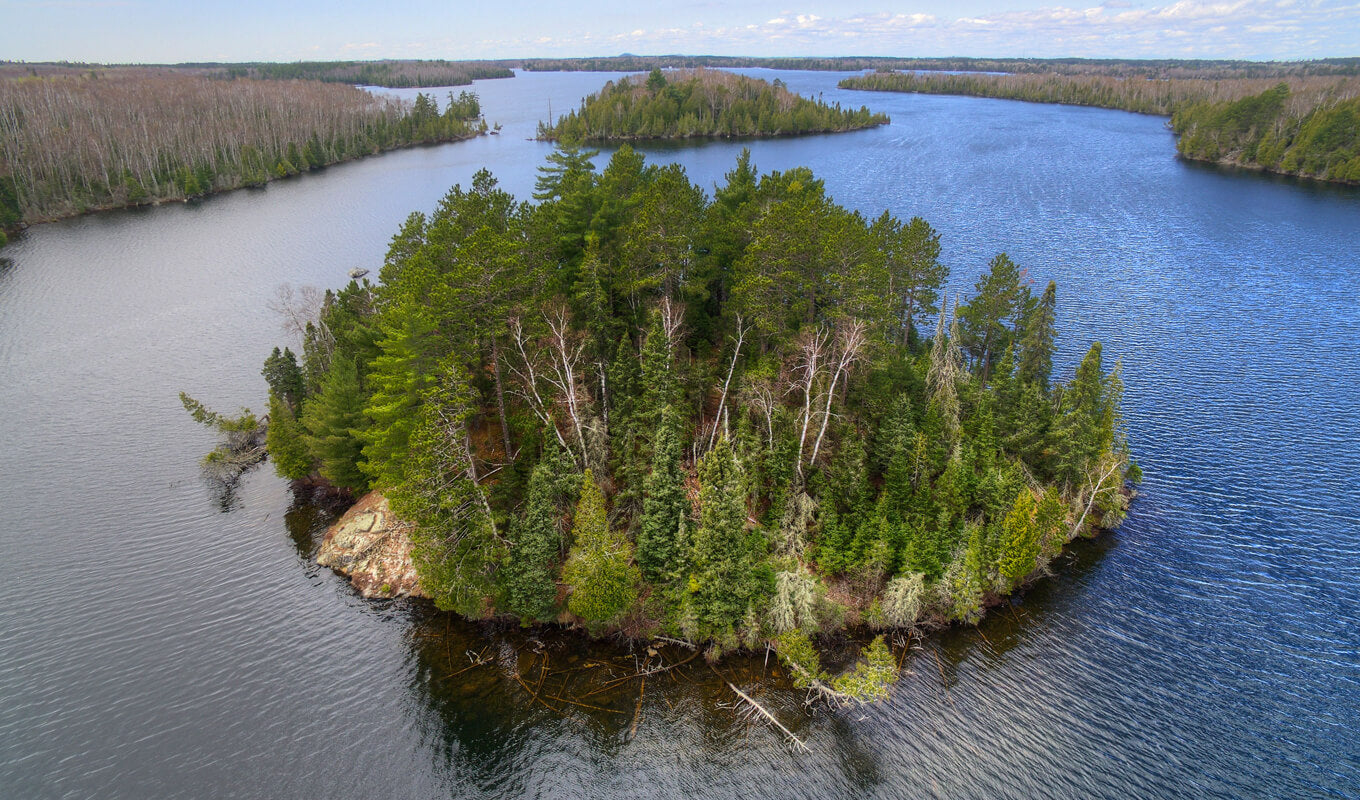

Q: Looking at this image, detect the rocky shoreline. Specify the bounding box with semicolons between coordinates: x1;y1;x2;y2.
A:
316;492;426;599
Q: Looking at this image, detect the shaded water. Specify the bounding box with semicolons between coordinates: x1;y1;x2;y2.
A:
1;69;1357;798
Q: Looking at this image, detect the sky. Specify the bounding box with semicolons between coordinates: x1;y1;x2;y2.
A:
2;0;1356;63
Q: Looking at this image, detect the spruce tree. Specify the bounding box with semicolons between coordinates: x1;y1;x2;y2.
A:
262;346;305;411
563;470;639;624
1018;280;1057;390
638;406;688;582
500;455;566;622
688;439;770;639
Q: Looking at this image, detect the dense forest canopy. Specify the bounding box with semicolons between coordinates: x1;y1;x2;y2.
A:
538;68;888;141
841;71;1360;184
261;146;1137;676
0;74;486;223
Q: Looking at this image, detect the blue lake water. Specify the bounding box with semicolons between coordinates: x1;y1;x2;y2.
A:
0;69;1356;798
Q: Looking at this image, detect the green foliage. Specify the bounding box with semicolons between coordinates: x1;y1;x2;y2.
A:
638;406;689;581
266;391;312;481
687;440;771;639
830;636;899;703
540;68;888;141
499;449;569;621
301;355;368;491
262;347;305;410
265;149;1134;662
997;490;1042;591
563;471;640;624
390;361;496;617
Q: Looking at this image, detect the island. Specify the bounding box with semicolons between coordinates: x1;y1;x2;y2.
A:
537;68;888;141
840;65;1360;185
248;146;1138;703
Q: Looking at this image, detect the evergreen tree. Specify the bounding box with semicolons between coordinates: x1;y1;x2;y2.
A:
638;406;689;581
360;307;438;489
688;439;771;639
266;391;312;480
563;470;639;624
301;355;367;491
958;253;1026;385
1018;280;1057;390
500;453;567;622
262;346;305;411
997;489;1041;591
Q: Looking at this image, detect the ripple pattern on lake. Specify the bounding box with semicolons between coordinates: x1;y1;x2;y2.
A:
1;69;1357;799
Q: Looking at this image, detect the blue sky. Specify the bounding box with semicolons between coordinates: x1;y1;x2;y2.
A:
2;0;1356;62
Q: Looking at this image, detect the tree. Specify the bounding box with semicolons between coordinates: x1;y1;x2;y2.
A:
1018;280;1057;390
997;489;1041;591
500;451;567;622
638;406;689;581
262;346;305;410
687;439;770;640
958;253;1026;385
301;355;367;491
872;213;946;345
563;470;639;624
266;391;311;480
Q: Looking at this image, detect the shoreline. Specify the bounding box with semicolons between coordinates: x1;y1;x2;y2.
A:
316;486;1134;658
840;84;1360;188
0;131;486;237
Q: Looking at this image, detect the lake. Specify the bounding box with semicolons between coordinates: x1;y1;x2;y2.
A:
0;69;1357;799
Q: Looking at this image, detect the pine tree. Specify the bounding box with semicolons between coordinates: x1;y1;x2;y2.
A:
638;406;688;582
301;355;367;491
266;391;311;480
958;253;1026;385
563;470;639;624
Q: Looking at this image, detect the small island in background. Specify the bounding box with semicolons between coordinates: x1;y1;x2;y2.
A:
225;145;1138;706
537;68;888;141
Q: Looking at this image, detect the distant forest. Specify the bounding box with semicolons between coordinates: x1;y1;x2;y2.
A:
840;71;1360;184
0;73;486;224
538;68;887;141
5;56;1355;89
517;55;1360;79
0;60;513;88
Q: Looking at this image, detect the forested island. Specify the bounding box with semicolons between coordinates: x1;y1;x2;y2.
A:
249;146;1137;700
840;70;1360;185
0;72;487;228
537;69;887;141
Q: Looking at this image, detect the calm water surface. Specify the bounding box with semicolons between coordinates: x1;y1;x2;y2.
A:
1;70;1357;799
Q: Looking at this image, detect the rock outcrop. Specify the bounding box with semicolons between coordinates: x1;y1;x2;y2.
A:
316;491;426;599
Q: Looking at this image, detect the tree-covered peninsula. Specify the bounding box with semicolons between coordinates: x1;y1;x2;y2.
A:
0;73;486;227
258;145;1137;689
840;70;1360;185
538;68;888;141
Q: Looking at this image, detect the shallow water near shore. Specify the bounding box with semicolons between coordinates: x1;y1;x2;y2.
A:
1;69;1358;798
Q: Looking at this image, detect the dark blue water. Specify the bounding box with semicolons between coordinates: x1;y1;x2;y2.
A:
0;69;1356;799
